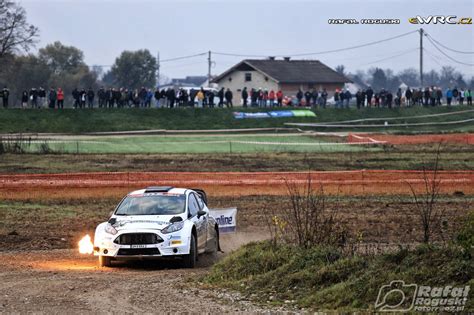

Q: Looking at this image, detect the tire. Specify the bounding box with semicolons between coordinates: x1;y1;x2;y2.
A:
207;228;219;255
182;234;197;268
99;255;112;267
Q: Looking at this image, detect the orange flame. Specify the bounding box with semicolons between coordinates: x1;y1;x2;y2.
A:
78;234;94;254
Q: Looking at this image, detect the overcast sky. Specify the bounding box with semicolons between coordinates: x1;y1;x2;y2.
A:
20;0;474;80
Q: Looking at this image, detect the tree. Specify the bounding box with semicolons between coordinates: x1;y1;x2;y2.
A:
0;0;39;58
108;49;157;89
38;41;86;74
370;68;387;91
398;68;419;88
424;70;440;87
335;64;345;75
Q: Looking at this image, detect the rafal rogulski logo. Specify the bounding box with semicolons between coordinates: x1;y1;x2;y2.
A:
375;280;470;312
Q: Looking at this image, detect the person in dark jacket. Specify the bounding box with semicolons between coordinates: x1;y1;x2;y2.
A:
207;90;215;108
21;90;29;108
72;88;80;109
217;88;225;107
405;87;413;106
87;88;95;108
1;86;9;108
48;88;57;109
366;86;374;107
97;87;106;108
304;90;312;107
241;87;248;107
356;90;363;109
167;88;176;108
224;88;233;108
296;89;303;106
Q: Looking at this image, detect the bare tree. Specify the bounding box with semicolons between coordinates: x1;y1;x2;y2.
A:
407;145;445;244
0;0;39;58
267;175;347;248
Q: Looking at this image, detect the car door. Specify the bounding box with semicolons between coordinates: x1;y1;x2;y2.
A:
188;193;207;252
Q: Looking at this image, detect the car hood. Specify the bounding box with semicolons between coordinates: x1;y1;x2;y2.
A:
112;215;183;231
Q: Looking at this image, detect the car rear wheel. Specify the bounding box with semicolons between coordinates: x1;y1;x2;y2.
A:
182;234;197;268
99;255;112;267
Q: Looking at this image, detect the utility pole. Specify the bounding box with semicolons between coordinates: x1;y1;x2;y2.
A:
419;28;424;88
156;51;160;87
208;50;212;87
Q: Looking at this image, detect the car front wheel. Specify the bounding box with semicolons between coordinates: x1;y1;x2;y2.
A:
99;255;112;267
182;234;197;268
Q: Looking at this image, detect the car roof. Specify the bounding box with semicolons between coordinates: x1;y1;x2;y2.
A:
128;187;188;196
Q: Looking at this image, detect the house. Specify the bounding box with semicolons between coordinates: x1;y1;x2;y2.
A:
212;58;351;105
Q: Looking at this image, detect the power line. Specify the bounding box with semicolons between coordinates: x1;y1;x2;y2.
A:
160;52;207;63
213;30;419;58
425;35;474;66
358;48;418;66
425;33;474;54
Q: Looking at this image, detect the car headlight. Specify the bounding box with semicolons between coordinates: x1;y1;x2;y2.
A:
105;223;118;235
161;221;184;234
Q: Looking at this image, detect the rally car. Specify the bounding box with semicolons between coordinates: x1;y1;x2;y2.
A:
93;186;220;267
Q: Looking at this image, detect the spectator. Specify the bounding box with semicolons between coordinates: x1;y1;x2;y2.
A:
430;87;436;107
72;88;80;109
48;88;57;109
356;90;363;109
167;88;176;108
57;88;64;109
334;90;341;108
304;90;312;106
343;89;351;108
80;88;87;108
446;88;453;106
436;88;442;106
321;88;328;108
459;88;465;105
268;90;275;107
196;88;204;108
276;90;283;107
263;89;268;107
405;87;413;106
217;87;225;107
452;87;459;105
98;87;106;108
312;90;318;107
224;88;233;108
208;89;215;108
465;89;472;105
257;88;264;107
1;86;9;108
241;87;248;107
21;90;28;108
396;88;402;107
38;87;46;107
87;88;95;108
29;88;38;108
296;89;303;106
374;93;380;107
366;86;373;107
386;91;393;109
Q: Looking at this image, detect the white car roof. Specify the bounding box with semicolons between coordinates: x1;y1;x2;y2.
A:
128;187;188;196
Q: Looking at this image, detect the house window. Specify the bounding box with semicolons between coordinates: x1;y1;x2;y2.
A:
245;73;252;82
228;77;232;82
264;76;269;82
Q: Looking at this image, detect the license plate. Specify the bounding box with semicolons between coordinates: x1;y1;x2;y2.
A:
131;244;146;249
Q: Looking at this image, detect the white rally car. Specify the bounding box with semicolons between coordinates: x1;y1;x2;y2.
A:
93;186;220;267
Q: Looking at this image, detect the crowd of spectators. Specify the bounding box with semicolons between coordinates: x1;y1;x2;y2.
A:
0;85;472;109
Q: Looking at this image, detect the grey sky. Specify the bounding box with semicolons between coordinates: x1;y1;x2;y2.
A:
20;0;474;80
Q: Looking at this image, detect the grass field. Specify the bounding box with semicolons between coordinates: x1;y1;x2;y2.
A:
15;134;380;154
0;106;472;133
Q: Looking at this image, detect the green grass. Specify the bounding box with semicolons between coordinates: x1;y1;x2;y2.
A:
22;134;379;154
204;241;473;312
0;106;472;133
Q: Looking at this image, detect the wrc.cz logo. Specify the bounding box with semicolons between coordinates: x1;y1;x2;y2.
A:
409;16;472;25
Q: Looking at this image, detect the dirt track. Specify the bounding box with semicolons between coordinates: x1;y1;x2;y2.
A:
0;170;472;199
0;232;274;313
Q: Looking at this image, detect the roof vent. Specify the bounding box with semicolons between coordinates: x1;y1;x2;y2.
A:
268;56;275;60
144;186;174;193
283;57;291;61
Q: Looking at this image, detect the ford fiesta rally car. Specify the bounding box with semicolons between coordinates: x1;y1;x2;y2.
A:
93;186;220;267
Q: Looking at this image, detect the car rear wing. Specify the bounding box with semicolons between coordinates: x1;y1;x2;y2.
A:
191;188;208;205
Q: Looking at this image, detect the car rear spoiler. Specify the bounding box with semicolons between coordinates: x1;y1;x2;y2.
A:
191;188;208;205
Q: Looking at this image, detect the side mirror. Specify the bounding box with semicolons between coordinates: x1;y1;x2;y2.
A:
108;217;117;225
197;210;207;218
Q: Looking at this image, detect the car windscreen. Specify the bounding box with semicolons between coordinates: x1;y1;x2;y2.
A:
115;194;186;216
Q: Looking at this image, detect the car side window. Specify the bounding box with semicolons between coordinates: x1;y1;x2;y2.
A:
195;193;204;210
188;194;199;217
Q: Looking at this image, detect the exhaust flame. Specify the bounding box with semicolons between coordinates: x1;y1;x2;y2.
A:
78;234;94;254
